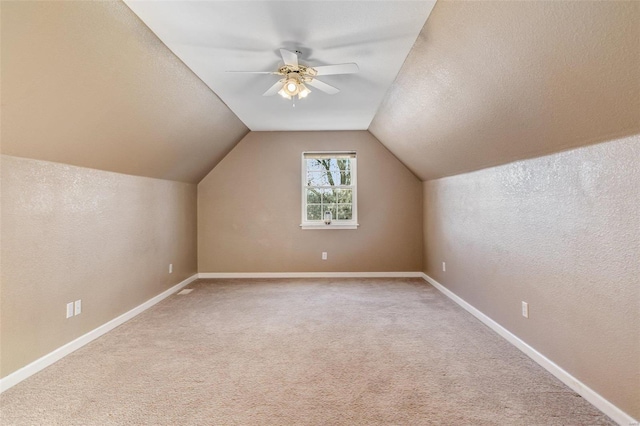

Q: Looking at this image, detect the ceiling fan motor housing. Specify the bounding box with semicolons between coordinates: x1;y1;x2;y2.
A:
278;64;317;97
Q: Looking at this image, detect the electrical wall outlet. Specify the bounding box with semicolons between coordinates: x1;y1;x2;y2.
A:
66;302;74;319
74;300;82;316
522;301;529;318
442;262;446;272
169;263;173;274
322;252;328;260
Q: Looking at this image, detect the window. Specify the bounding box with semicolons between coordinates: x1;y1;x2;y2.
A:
301;151;358;229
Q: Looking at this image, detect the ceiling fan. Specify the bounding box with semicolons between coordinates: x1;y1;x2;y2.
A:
228;49;359;100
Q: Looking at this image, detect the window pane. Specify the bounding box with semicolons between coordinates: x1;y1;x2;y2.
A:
306;171;331;186
321;189;336;204
306;188;321;204
307;204;321;220
340;169;351;185
337;204;352;220
329;170;341;186
307;159;351;187
336;158;350;171
306;159;325;172
336;189;352;203
316;158;341;172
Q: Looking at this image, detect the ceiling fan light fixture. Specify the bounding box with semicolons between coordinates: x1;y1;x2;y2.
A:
282;77;300;97
298;85;311;99
278;87;292;99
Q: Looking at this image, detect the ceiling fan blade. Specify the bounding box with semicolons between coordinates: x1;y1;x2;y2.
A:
280;49;299;68
313;63;359;76
262;80;283;97
307;79;340;95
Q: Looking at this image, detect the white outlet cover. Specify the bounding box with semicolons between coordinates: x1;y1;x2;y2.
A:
522;301;529;318
66;302;74;319
442;262;446;272
169;264;173;273
74;300;82;315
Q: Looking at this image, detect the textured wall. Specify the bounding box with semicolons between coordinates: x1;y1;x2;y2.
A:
0;156;198;378
198;131;422;272
1;1;248;183
370;1;640;180
423;135;640;419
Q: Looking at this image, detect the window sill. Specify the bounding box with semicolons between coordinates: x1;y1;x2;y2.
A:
300;223;359;230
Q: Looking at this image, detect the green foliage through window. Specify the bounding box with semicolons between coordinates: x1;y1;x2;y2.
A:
303;154;356;224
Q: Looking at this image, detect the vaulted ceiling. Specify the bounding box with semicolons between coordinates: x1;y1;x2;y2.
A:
2;1;638;183
1;1;248;183
370;0;640;180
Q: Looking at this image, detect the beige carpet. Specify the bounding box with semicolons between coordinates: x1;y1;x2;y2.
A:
0;278;614;425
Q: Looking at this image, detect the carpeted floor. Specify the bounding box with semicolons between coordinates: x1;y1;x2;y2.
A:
0;278;614;425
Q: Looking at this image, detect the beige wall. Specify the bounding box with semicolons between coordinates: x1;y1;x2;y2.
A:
198;131;422;272
0;155;197;378
423;135;640;419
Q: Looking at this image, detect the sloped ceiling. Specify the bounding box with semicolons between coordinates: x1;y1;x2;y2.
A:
1;1;248;184
3;1;638;184
370;0;640;181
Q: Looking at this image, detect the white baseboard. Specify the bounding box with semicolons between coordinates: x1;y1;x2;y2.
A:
421;273;637;426
0;273;198;394
198;271;424;279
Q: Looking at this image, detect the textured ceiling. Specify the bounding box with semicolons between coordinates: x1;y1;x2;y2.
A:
370;0;640;181
123;1;436;131
1;1;248;183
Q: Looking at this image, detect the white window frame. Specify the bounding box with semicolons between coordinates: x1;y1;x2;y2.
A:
300;151;358;230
